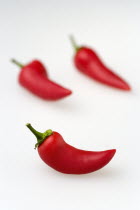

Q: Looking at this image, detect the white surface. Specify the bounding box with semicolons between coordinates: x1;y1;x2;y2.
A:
0;0;140;209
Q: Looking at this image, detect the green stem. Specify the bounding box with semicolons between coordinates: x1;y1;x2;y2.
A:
11;59;24;68
26;123;44;140
69;35;80;52
26;123;53;149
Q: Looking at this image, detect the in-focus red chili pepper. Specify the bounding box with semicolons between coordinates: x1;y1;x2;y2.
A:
26;123;116;174
70;36;131;90
11;59;72;100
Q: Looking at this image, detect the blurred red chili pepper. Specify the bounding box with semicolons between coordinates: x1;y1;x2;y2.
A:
70;36;131;90
26;123;116;174
12;59;72;100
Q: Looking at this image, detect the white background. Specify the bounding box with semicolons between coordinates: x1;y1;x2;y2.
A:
0;0;140;209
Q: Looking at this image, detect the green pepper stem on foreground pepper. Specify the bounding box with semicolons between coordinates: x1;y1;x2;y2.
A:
26;123;116;174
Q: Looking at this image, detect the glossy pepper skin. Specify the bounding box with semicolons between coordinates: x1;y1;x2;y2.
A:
26;124;116;174
70;36;131;90
12;59;72;100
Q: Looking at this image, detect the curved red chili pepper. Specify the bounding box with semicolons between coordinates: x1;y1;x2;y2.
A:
26;123;116;174
12;59;72;100
70;36;131;90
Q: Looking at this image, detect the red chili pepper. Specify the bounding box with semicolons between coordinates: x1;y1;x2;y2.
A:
26;123;116;174
12;59;72;100
70;36;131;90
